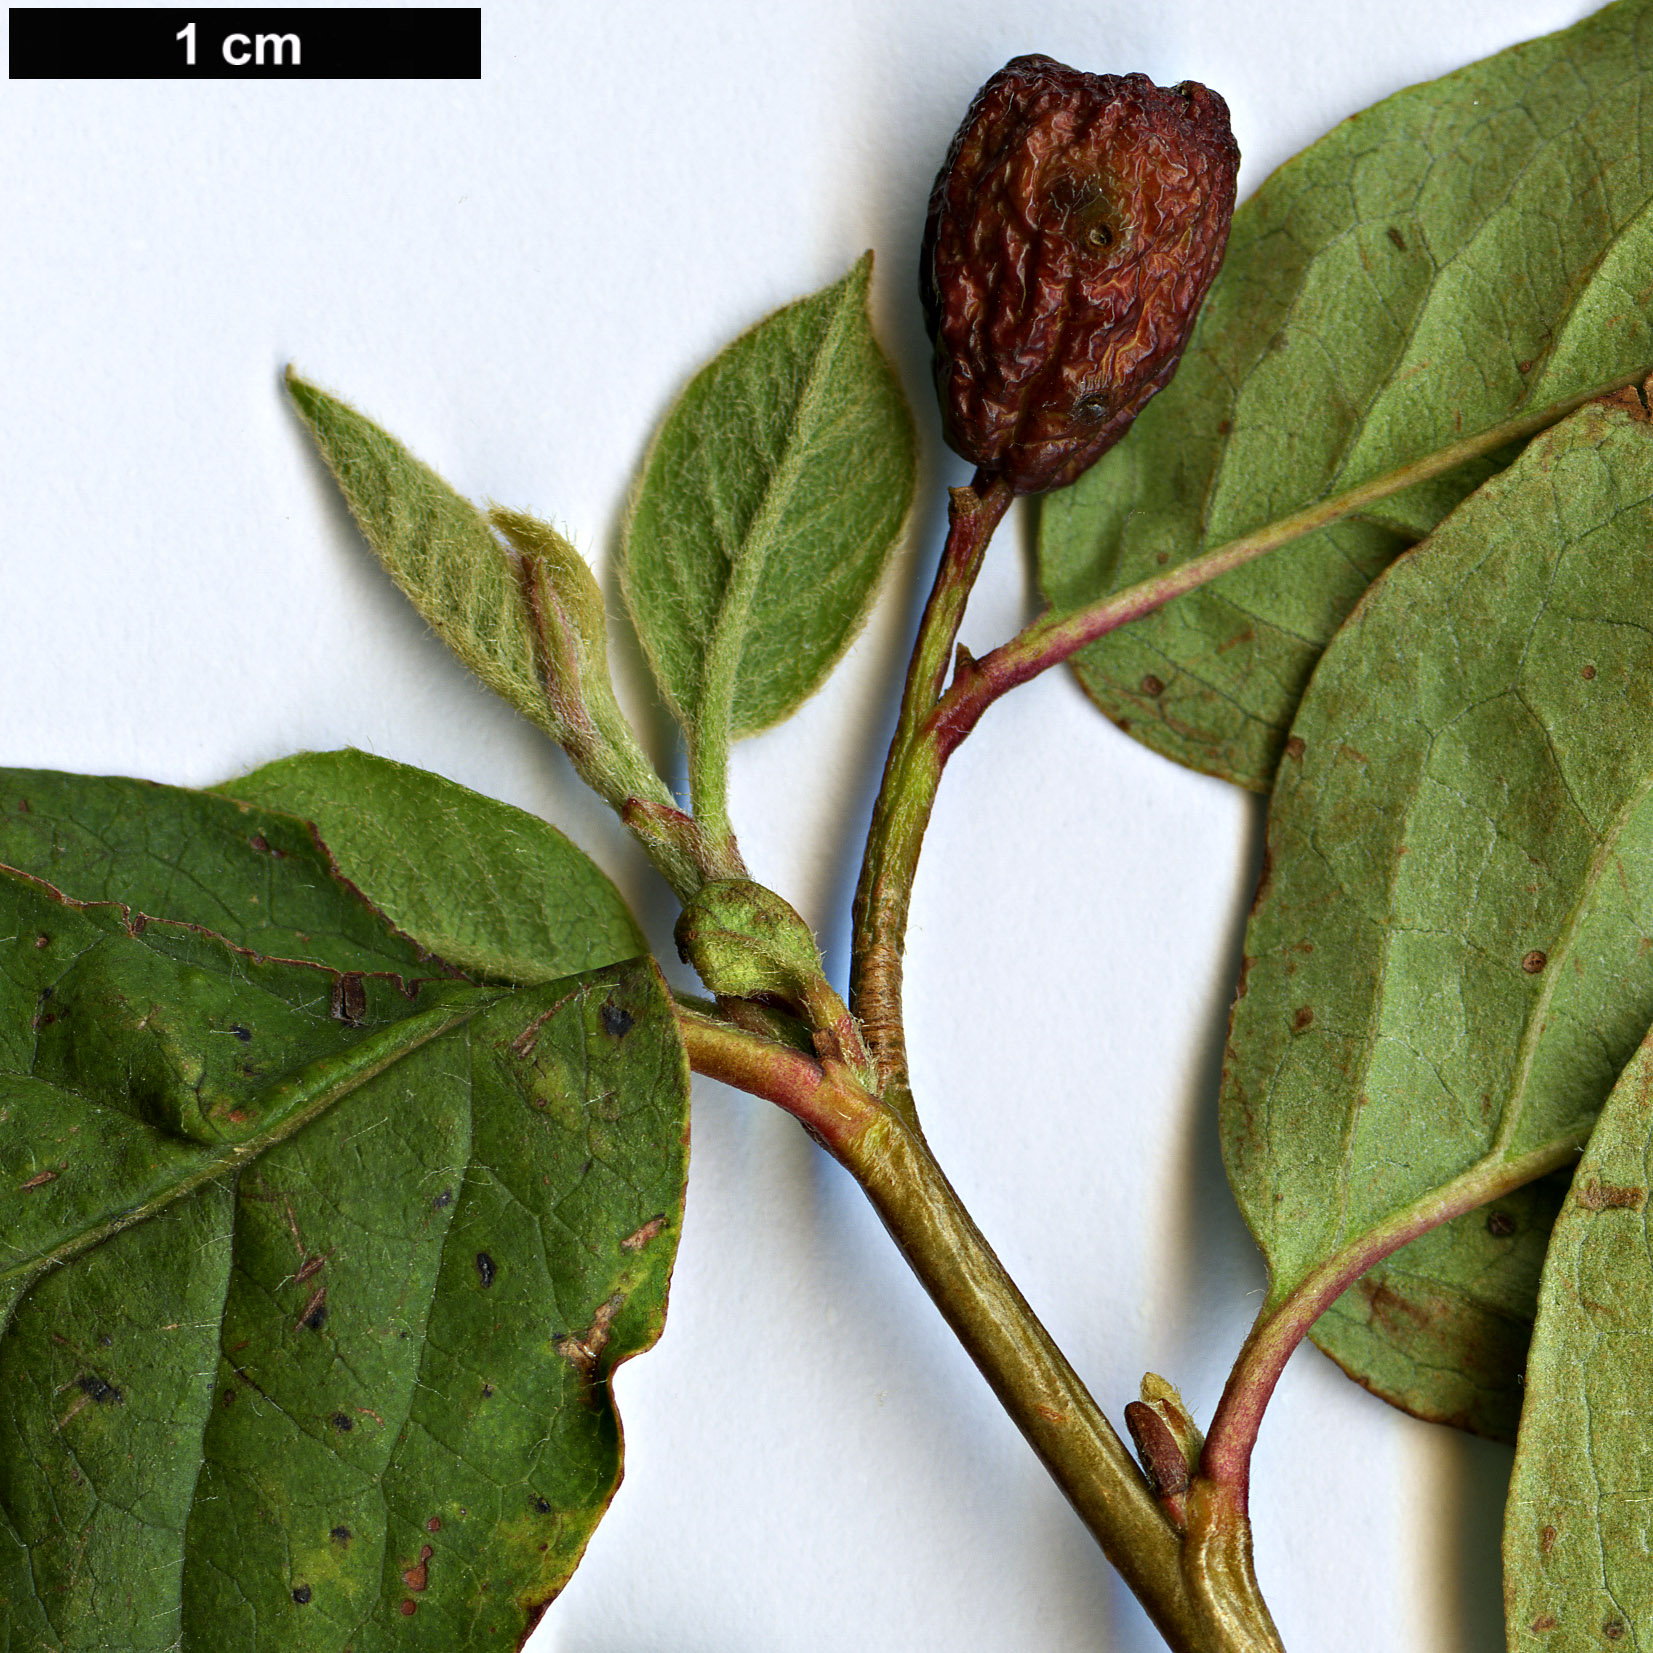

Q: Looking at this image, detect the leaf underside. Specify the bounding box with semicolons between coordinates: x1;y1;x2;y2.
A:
1039;0;1653;791
0;770;687;1650
1504;1027;1653;1649
1221;398;1653;1440
619;253;917;743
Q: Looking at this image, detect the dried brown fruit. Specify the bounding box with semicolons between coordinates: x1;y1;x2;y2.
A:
921;55;1239;494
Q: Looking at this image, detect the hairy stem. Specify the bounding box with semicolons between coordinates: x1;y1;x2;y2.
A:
1201;1133;1585;1506
678;1004;1217;1651
850;471;1012;1118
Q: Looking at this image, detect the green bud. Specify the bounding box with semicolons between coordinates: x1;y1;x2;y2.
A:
674;880;825;1007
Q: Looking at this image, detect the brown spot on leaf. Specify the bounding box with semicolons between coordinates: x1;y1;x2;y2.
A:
1605;1621;1626;1641
1540;1523;1557;1554
1582;664;1597;680
1518;361;1535;375
426;1517;441;1533
621;1215;667;1253
1216;419;1231;435
1522;950;1548;975
1531;1614;1556;1632
555;1293;624;1382
250;834;270;853
295;1255;325;1284
1487;1212;1516;1238
402;1545;433;1592
1291;1006;1314;1033
1140;674;1165;697
222;1388;236;1406
332;973;367;1027
1356;1274;1431;1336
298;1287;328;1331
1386;226;1406;251
1155;551;1169;565
1284;735;1306;762
1575;1180;1645;1211
21;1170;57;1191
33;934;48;950
15;798;29;813
399;1599;417;1617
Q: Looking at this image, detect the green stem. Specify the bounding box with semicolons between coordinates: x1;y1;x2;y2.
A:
678;1005;1214;1651
850;471;1012;1116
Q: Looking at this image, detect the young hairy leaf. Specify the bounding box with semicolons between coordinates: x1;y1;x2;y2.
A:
619;255;916;782
285;371;560;740
1040;0;1653;790
1504;1027;1653;1648
0;771;689;1650
220;747;645;985
1221;394;1653;1441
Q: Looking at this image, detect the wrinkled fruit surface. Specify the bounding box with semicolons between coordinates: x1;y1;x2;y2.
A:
922;55;1239;495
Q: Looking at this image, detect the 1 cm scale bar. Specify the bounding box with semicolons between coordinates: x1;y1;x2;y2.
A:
8;8;481;78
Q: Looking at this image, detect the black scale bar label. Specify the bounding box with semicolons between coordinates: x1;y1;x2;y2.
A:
8;8;481;78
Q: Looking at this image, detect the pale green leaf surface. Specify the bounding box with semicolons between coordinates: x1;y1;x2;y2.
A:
1222;398;1653;1440
0;773;689;1650
1505;1029;1653;1650
220;748;645;985
619;254;916;743
1040;0;1653;789
286;372;554;739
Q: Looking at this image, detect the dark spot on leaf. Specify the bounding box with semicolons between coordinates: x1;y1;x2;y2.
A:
330;1526;352;1545
1518;360;1535;375
292;1586;312;1606
433;1188;453;1210
332;973;367;1026
1540;1524;1557;1554
481;1384;493;1398
222;1388;236;1406
1075;391;1110;421
1582;663;1597;680
15;798;29;812
302;1297;329;1331
1141;674;1165;697
34;935;48;950
97;1334;112;1348
399;1600;417;1617
1605;1621;1626;1641
130;913;148;936
1531;1615;1556;1632
1283;736;1306;762
426;1517;441;1533
600;1003;634;1038
1487;1212;1516;1238
533;1497;552;1515
1291;1006;1314;1033
1216;419;1231;436
250;834;270;853
331;1412;353;1432
76;1373;121;1405
230;1024;252;1043
1522;950;1548;974
1155;551;1169;565
1386;225;1406;251
476;1251;497;1288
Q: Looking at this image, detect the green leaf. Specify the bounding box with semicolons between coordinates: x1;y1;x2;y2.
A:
618;254;916;814
1221;395;1653;1441
285;370;552;739
219;748;645;985
1039;0;1653;790
0;771;689;1649
1504;1028;1653;1648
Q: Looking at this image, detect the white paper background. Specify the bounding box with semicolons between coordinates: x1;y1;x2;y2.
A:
0;1;1601;1647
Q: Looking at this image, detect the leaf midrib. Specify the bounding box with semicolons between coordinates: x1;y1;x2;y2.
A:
0;994;494;1308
